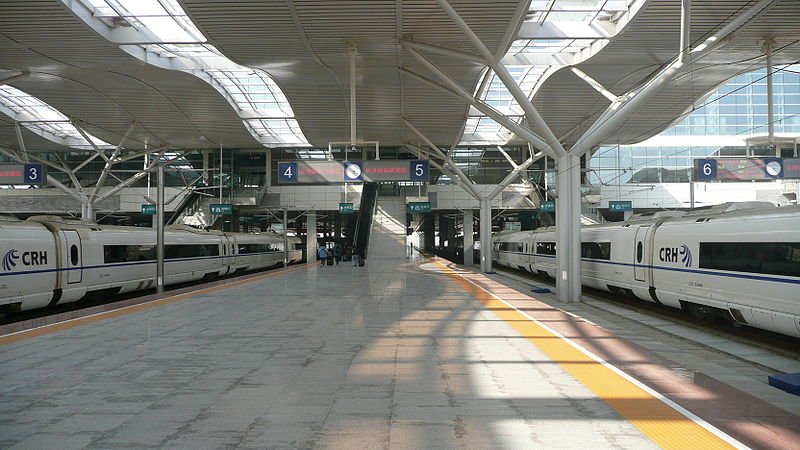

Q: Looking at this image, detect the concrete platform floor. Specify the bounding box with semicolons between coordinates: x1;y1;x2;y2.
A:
1;252;798;449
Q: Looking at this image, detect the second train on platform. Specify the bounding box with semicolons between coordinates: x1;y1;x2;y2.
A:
492;204;800;338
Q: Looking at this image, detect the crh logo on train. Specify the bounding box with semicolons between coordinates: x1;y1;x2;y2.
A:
2;248;48;271
658;244;692;268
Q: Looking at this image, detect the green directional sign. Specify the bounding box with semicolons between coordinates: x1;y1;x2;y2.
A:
540;200;555;212
608;200;632;212
210;203;233;215
141;204;156;216
407;201;431;213
239;215;258;224
339;202;354;214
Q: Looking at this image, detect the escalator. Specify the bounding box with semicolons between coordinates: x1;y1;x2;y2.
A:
352;182;378;260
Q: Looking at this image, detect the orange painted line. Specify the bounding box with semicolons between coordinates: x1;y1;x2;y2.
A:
0;263;311;345
432;259;739;450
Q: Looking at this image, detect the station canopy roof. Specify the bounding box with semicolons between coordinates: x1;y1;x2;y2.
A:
0;0;798;158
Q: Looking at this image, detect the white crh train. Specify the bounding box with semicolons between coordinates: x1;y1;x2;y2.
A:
0;216;303;313
492;204;800;338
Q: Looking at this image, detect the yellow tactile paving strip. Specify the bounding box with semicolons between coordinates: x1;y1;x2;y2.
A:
433;260;741;450
0;263;311;346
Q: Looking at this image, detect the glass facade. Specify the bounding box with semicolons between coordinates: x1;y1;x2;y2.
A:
589;66;800;185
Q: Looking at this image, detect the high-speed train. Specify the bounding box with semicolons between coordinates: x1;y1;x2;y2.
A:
492;204;800;338
0;215;303;313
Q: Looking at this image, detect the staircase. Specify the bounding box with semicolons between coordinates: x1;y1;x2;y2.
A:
368;197;408;260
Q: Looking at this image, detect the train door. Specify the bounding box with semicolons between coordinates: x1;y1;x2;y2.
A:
220;236;230;274
61;230;83;284
633;226;649;282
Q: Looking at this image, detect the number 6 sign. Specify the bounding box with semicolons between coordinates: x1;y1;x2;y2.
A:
695;159;717;181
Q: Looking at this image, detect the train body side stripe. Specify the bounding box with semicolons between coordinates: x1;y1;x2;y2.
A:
0;251;297;278
495;250;800;285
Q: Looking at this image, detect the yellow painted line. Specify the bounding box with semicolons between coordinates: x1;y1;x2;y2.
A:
0;263;311;345
433;260;744;450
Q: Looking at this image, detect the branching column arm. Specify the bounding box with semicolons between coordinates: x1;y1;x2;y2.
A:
90;122;136;203
432;0;567;158
0;146;86;203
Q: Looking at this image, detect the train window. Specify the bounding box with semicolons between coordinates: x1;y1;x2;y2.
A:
70;245;79;265
165;244;220;260
238;243;275;254
536;242;556;255
104;245;156;264
498;242;522;252
699;242;800;277
636;242;643;263
581;242;611;260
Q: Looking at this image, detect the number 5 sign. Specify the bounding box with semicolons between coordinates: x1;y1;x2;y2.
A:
695;159;717;181
409;160;429;181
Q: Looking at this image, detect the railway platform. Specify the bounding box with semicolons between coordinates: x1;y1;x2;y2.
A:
1;242;799;448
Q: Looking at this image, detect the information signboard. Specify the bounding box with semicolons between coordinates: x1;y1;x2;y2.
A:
0;163;46;185
540;201;555;212
141;204;156;216
407;202;431;213
608;201;632;212
784;158;800;178
276;160;430;184
240;216;259;224
210;204;233;215
339;203;354;214
693;158;800;180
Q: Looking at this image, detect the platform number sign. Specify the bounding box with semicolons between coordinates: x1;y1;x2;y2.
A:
278;162;298;183
409;160;429;181
23;163;44;184
695;159;717;181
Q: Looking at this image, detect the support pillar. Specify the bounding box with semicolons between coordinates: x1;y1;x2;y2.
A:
423;214;435;252
83;203;94;223
463;209;473;265
202;149;210;184
555;154;582;303
283;208;289;268
265;149;272;188
479;198;492;273
307;212;317;264
764;39;776;146
335;214;342;245
438;214;448;253
156;166;165;293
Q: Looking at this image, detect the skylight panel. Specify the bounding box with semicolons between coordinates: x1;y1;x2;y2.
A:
74;0;309;147
460;0;640;147
0;85;112;149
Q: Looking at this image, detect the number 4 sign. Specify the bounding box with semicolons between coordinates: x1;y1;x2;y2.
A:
278;162;298;183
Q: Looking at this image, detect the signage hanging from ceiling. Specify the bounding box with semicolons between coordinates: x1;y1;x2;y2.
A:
277;160;429;184
693;158;800;181
0;163;46;185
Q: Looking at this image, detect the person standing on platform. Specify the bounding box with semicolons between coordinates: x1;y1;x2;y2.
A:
318;246;328;268
333;243;342;265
